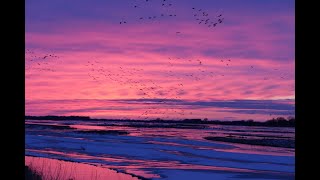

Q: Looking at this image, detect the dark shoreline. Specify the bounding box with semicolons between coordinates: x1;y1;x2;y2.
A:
25;115;295;127
204;136;295;148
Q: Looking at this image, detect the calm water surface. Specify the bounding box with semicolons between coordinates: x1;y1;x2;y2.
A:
25;119;295;180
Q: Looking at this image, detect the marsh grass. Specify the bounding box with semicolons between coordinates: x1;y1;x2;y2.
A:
25;165;42;180
26;157;100;180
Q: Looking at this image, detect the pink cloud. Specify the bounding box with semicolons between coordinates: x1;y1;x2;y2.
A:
26;9;294;120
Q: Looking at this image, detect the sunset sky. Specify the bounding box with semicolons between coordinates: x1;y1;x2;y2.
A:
25;0;295;121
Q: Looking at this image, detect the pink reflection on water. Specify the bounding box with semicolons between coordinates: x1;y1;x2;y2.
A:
27;122;294;157
69;124;134;131
26;149;293;179
211;142;295;156
25;156;139;180
70;125;107;130
125;169;161;179
149;140;294;156
26;149;161;178
26;120;294;156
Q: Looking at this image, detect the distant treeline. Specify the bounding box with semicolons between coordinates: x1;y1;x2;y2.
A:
180;117;295;127
25;116;295;127
137;117;295;127
25;115;91;120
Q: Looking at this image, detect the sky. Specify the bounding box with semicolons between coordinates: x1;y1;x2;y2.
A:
25;0;295;121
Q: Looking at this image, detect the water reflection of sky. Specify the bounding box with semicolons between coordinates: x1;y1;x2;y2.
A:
26;120;295;156
26;120;295;179
26;149;293;180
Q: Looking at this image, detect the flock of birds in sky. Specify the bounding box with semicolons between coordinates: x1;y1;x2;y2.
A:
119;0;224;34
25;0;294;120
25;49;60;72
